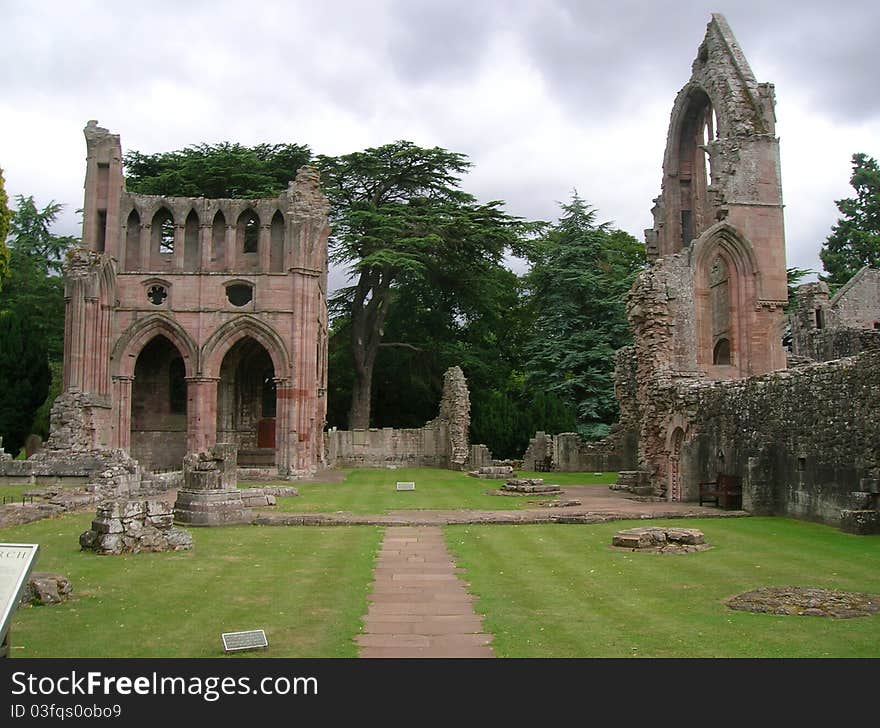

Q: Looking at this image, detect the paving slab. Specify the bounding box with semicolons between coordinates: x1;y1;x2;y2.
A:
357;526;494;659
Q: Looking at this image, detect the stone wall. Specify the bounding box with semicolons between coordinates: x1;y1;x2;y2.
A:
325;366;471;470
791;271;880;362
650;350;879;526
326;424;449;469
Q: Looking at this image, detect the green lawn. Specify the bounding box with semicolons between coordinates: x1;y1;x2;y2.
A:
446;517;880;657
3;513;381;658
249;468;571;514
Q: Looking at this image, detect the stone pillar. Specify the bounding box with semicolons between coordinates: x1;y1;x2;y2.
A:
259;223;271;272
140;223;151;271
274;378;293;475
186;377;219;453
225;224;236;270
199;221;212;271
111;375;133;451
174;444;248;526
173;222;185;271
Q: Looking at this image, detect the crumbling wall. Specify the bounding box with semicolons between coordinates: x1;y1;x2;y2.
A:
647;350;879;526
325;366;471;470
791;270;880;362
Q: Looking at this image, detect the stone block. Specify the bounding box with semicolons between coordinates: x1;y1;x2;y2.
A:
91;517;122;534
20;573;72;606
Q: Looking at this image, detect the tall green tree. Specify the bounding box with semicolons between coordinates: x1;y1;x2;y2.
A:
1;196;76;361
318;141;532;429
820;152;880;287
0;311;51;457
124;143;311;199
0;168;11;287
523;193;644;439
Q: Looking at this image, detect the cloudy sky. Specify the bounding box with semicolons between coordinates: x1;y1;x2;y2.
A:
2;0;878;283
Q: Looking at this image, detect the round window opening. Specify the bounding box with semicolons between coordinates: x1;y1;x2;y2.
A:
226;284;253;307
147;285;167;305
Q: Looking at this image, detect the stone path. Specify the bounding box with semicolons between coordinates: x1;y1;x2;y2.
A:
357;526;494;658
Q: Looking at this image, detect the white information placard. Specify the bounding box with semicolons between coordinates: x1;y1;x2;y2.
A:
396;482;416;491
0;543;39;640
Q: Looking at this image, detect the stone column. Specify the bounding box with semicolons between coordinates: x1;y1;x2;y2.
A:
140;223;151;271
225;224;236;271
257;223;270;272
199;221;212;271
274;377;293;475
186;377;219;453
111;375;133;451
173;222;185;271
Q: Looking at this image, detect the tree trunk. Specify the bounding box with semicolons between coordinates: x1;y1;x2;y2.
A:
346;267;392;430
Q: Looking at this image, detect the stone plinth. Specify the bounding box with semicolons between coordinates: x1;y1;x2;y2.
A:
468;466;514;480
501;478;562;494
612;527;708;553
173;444;248;526
80;499;193;554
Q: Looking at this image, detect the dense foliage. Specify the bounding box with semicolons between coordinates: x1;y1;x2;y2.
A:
317;141;534;430
124;143;311;199
522;194;644;439
0;310;51;456
820;152;880;288
0;168;11;286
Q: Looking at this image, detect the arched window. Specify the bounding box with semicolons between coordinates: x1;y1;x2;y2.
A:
125;209;141;271
677;89;714;248
211;210;226;270
241;211;259;254
159;217;175;254
184;209;200;270
151;208;175;270
713;338;731;365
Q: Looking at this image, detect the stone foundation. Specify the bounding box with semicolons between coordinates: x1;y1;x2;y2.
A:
468;466;514;480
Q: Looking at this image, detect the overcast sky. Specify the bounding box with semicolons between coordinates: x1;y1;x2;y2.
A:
2;0;878;285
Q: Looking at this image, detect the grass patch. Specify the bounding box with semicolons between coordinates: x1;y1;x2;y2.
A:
4;513;381;658
0;483;86;503
257;468;561;514
445;517;880;657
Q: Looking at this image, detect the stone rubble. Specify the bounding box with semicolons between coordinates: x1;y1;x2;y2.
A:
79;499;193;555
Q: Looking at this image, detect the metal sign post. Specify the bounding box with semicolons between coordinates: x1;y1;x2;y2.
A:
0;543;40;658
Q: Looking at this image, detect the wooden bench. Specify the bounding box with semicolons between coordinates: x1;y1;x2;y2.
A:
698;473;742;510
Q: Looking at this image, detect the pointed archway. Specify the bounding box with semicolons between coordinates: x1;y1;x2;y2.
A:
217;337;277;466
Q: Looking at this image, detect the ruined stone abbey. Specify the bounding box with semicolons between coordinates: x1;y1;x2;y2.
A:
55;122;330;477
1;14;877;533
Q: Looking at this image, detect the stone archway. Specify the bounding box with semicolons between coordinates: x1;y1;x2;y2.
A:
668;427;686;502
217;337;277;466
130;335;188;470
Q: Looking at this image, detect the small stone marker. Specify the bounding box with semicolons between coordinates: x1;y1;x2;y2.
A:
396;481;416;491
0;543;40;657
221;629;268;653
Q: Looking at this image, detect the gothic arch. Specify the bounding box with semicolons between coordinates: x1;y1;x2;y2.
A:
111;314;198;378
201;316;290;379
691;222;761;377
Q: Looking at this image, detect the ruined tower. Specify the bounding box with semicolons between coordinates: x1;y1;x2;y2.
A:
54;121;329;477
641;13;788;381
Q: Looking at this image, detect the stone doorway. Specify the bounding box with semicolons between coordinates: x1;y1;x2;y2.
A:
130;335;188;470
217;337;277;466
668;427;685;502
